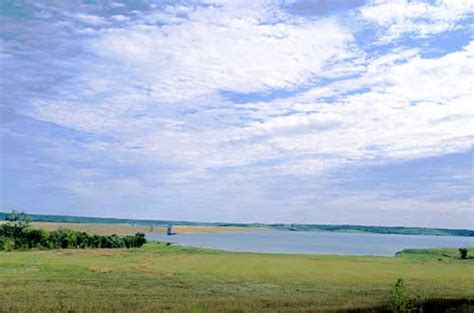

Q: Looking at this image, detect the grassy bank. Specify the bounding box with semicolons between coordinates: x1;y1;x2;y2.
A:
0;244;473;312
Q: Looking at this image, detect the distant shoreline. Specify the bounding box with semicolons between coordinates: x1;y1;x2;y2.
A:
0;221;258;236
1;212;472;237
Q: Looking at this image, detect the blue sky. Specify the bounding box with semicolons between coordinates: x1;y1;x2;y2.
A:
0;0;473;228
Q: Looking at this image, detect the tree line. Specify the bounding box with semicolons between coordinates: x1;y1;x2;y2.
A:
0;211;146;251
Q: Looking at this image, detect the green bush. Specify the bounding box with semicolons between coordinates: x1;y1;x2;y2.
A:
388;278;419;313
458;248;468;259
25;228;49;249
1;211;147;251
0;237;15;251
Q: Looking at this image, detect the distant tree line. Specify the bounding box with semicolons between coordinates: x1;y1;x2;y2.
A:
2;211;473;237
0;211;146;251
269;224;474;237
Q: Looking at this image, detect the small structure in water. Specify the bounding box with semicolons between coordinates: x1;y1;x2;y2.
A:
167;224;176;236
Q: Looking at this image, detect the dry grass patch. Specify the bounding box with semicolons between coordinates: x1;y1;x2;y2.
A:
25;221;258;235
173;225;262;234
90;266;113;273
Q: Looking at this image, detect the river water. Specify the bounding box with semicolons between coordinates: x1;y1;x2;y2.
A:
147;230;474;256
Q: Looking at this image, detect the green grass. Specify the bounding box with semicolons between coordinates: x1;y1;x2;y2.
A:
395;247;473;260
0;244;473;312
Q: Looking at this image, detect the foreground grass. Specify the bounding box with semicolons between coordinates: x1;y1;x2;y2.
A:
0;244;473;312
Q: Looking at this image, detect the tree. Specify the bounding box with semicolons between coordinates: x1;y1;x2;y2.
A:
5;210;31;227
459;248;468;259
2;210;32;249
1;211;147;251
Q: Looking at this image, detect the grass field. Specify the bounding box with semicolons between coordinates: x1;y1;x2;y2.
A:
0;244;473;312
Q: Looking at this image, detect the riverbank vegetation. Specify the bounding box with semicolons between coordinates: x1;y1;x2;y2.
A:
0;243;472;312
0;211;146;251
1;221;257;236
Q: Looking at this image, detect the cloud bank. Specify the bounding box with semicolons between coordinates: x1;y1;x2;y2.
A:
1;0;473;227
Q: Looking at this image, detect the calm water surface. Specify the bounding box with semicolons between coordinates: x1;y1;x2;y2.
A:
147;231;474;256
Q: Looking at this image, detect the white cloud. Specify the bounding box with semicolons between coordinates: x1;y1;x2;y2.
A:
111;15;130;23
360;0;474;42
6;0;471;225
85;2;353;103
74;13;109;26
212;41;474;170
32;18;473;176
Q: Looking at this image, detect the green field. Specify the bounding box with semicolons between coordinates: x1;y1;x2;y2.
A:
0;244;473;312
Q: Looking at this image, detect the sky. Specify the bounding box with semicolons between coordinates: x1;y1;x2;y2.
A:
0;0;473;228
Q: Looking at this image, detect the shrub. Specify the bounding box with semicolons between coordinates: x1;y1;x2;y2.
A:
459;248;468;259
1;211;31;249
0;211;147;251
25;228;49;249
134;233;147;246
0;237;15;251
388;278;418;313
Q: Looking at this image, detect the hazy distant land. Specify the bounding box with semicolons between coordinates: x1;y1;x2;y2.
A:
1;212;472;237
